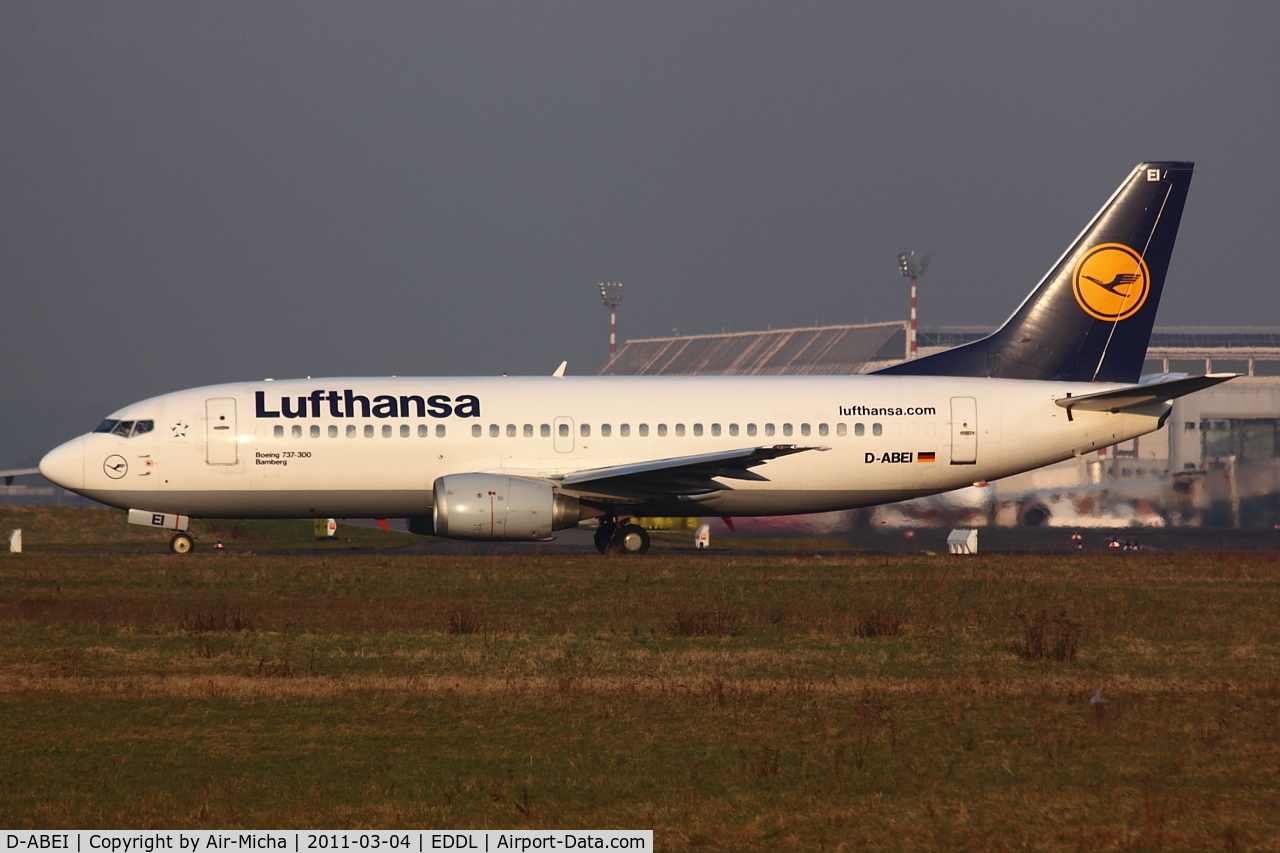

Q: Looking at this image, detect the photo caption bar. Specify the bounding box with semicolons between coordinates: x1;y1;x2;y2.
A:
1;832;652;853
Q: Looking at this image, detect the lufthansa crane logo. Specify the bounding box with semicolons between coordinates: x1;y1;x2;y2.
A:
103;455;128;479
1072;243;1151;322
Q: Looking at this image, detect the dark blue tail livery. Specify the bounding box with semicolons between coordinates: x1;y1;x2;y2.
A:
877;162;1193;383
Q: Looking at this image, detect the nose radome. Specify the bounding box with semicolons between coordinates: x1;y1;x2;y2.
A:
39;436;84;490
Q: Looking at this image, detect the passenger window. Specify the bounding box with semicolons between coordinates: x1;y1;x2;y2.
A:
836;423;847;437
131;420;154;437
800;424;810;437
364;425;374;438
620;424;630;437
541;424;550;437
693;424;703;436
765;424;775;436
273;425;284;438
729;424;739;436
292;425;302;438
747;424;757;437
473;425;482;437
818;424;828;436
675;424;686;436
580;424;591;437
524;424;534;437
639;424;649;436
601;424;612;437
490;424;500;438
436;425;446;437
382;425;392;438
400;424;410;438
783;424;793;436
872;423;883;436
854;423;865;437
559;423;569;437
347;425;356;438
712;424;722;437
658;424;668;436
329;425;338;438
419;425;428;438
112;421;134;437
311;425;321;438
503;424;513;437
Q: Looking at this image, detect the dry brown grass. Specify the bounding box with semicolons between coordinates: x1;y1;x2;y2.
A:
1;531;1279;847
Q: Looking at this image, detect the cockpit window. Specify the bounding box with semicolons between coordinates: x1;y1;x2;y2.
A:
94;418;154;437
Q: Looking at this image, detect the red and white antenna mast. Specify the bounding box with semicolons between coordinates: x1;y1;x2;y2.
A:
598;282;625;357
897;252;929;359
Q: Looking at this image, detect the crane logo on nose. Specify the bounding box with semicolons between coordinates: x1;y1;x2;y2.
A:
1072;243;1150;322
103;455;128;479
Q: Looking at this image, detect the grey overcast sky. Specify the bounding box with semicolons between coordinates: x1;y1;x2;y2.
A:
3;1;1279;466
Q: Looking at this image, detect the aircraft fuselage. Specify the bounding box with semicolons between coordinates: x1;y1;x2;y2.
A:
40;374;1166;520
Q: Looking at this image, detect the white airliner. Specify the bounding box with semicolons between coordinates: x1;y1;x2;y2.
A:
39;162;1231;554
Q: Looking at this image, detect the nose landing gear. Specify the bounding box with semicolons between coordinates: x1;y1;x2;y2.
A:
593;518;650;555
169;532;194;554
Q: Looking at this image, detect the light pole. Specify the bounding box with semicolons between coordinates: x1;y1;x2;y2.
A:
897;252;929;359
598;282;625;357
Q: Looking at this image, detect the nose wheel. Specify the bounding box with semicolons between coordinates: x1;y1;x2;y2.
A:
169;533;194;554
594;520;650;555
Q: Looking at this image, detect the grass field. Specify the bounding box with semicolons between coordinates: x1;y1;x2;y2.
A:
2;508;1279;848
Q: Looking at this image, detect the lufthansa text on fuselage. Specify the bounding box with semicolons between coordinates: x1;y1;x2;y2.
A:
255;390;480;420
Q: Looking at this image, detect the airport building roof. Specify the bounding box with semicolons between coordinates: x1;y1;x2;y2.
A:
596;322;907;376
598;324;1280;376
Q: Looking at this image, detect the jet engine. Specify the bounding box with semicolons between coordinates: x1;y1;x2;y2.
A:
432;473;582;541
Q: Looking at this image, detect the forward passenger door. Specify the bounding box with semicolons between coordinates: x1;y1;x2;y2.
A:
205;398;238;465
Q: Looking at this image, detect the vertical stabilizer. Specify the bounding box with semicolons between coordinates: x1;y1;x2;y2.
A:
877;162;1193;382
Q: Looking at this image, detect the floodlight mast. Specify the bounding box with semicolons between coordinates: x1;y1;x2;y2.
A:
897;252;929;359
598;282;625;356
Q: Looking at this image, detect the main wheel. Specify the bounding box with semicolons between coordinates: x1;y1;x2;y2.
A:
616;524;650;555
593;522;618;555
169;533;194;554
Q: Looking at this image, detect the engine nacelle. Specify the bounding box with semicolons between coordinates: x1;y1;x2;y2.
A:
433;473;581;541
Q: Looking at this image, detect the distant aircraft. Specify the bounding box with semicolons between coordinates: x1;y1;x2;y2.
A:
40;162;1231;554
0;468;39;487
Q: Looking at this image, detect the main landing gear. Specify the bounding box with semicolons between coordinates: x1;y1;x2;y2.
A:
593;519;650;555
169;532;194;554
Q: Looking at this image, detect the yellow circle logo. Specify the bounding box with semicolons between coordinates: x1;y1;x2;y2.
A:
1072;243;1150;322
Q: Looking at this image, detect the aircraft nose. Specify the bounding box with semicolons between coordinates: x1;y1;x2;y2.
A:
40;436;84;490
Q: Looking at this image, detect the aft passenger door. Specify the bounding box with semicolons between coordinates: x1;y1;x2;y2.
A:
553;417;574;453
950;396;977;464
206;398;238;465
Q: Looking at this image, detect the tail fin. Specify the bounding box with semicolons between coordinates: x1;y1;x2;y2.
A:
876;162;1194;382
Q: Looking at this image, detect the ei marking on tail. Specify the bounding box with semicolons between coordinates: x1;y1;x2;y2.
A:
1072;243;1151;322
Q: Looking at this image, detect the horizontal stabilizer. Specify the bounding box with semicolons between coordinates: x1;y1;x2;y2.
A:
558;445;827;500
1055;374;1235;414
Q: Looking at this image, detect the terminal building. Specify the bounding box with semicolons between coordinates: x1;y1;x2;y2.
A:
599;324;1280;528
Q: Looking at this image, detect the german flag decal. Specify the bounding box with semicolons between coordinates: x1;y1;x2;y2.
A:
918;452;936;463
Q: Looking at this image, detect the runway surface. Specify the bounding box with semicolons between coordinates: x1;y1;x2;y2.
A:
334;519;1280;556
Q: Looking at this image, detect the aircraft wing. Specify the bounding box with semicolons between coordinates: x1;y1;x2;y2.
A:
556;445;828;500
1055;374;1235;414
0;468;39;486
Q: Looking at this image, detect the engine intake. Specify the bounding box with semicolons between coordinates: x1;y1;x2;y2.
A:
433;473;581;541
